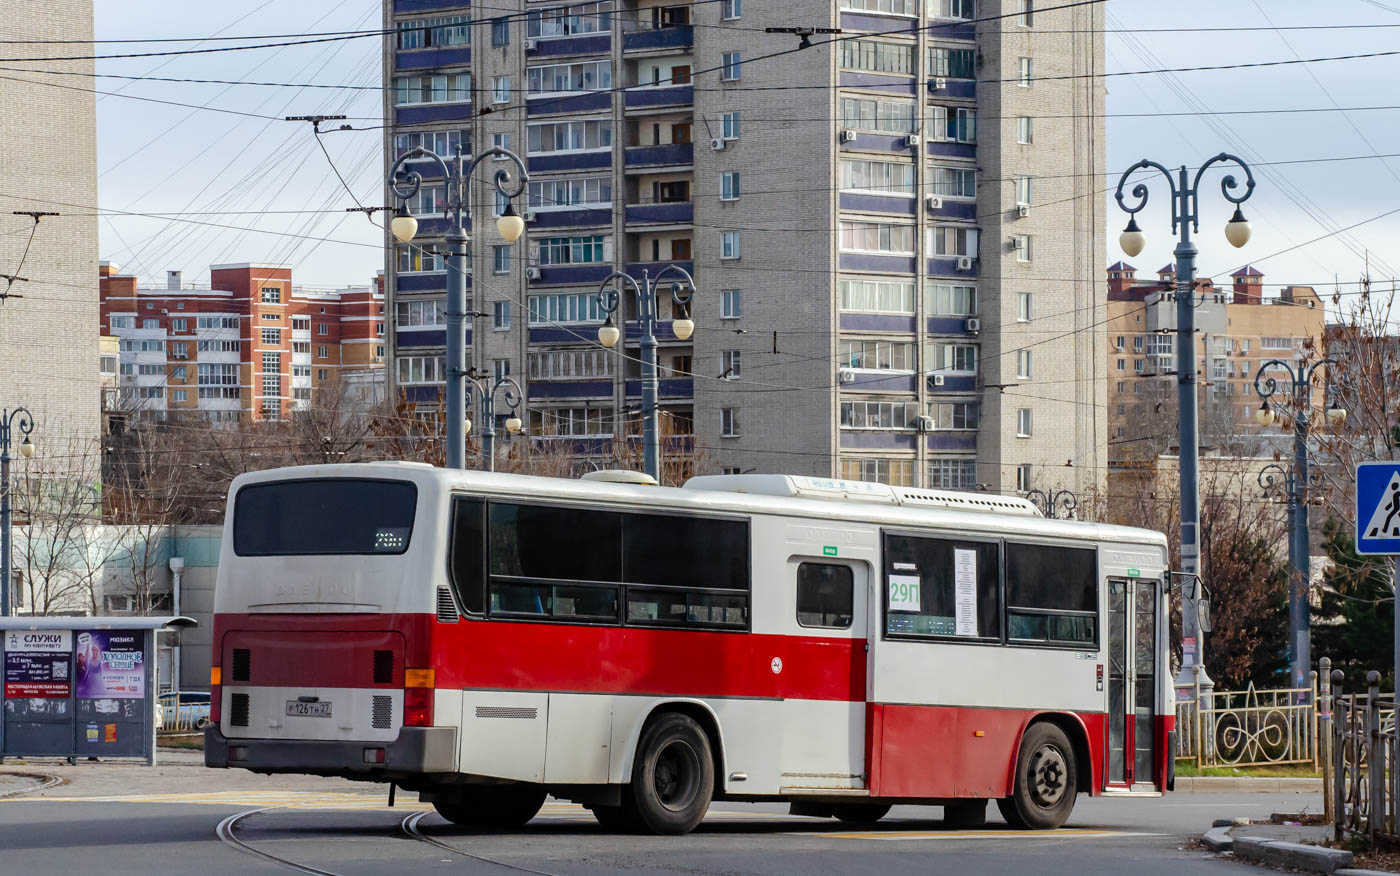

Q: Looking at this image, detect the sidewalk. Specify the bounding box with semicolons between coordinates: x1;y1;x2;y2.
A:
1176;776;1326;793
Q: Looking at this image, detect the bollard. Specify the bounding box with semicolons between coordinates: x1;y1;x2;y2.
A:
1333;670;1345;843
1319;659;1332;821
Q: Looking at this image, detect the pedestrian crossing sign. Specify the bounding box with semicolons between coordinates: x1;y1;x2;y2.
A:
1357;462;1400;555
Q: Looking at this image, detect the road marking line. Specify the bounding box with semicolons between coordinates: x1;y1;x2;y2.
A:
810;828;1159;841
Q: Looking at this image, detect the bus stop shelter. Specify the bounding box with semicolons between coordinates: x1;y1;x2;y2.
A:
1;616;196;766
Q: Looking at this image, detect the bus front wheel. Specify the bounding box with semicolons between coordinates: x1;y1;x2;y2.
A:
997;722;1078;830
433;784;546;829
630;712;714;835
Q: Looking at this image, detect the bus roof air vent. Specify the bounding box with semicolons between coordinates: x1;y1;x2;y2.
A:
580;470;659;486
891;488;1043;517
682;475;901;505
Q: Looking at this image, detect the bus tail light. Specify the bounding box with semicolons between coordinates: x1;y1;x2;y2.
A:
404;687;433;726
210;666;221;722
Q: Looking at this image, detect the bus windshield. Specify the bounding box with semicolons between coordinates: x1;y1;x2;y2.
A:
233;478;418;556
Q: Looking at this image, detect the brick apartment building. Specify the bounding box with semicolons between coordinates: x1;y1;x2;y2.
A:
98;263;386;422
1105;262;1325;459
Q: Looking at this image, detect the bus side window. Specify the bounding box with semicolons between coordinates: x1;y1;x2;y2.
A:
796;563;853;629
1004;542;1097;647
449;497;486;614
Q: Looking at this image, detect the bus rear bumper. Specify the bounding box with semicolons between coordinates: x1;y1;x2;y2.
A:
204;725;457;777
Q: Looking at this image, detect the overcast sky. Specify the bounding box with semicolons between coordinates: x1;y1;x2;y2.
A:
87;0;1400;309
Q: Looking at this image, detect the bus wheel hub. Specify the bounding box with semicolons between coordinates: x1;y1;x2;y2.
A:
1029;744;1067;806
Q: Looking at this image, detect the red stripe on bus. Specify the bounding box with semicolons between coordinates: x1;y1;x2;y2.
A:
221;629;407;689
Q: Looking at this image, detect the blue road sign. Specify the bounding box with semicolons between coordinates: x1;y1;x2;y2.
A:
1357;461;1400;556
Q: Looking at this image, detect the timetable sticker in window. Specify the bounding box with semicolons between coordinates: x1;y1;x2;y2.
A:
953;548;977;636
888;573;921;612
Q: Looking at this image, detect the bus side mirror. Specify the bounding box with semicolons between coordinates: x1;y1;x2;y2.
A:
1197;598;1212;634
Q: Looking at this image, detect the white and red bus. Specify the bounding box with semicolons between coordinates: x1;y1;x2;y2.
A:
205;463;1172;834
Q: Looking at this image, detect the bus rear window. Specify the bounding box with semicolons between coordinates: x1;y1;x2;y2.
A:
233;479;418;556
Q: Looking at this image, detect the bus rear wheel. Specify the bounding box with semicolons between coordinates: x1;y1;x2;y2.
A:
830;803;891;824
997;722;1078;830
630;712;714;835
432;784;546;829
943;799;987;828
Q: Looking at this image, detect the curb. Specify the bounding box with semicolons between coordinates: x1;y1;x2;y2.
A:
1176;777;1324;793
1233;836;1353;874
1202;826;1233;853
0;771;65;800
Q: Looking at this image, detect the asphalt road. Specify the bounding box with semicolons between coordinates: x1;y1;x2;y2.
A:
0;790;1323;875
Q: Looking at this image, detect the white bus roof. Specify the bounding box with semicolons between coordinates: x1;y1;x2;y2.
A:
226;463;1168;552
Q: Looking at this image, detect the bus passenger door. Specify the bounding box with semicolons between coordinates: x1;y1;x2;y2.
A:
1106;578;1160;789
778;558;868;791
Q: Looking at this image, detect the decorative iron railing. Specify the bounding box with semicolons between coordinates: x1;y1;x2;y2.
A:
1330;667;1400;846
1175;678;1318;768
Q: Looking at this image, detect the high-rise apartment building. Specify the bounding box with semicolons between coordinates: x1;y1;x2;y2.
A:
1105;261;1326;460
2;0;100;445
383;0;1105;492
98;264;386;422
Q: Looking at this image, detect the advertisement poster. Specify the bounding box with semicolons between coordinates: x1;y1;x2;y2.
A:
3;630;72;698
953;548;978;637
75;631;144;699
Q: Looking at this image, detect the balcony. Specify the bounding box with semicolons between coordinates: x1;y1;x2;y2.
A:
623;142;693;170
624;260;693;278
624;377;694;399
624;201;693;227
622;24;694;54
623;85;693;111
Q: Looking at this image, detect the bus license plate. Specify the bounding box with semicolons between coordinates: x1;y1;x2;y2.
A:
285;701;332;718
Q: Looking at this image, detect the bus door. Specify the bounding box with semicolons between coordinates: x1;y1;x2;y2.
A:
1106;578;1160;789
777;557;869;791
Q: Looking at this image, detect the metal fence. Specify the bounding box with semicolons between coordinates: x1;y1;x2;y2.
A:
1331;667;1400;846
1175;677;1319;768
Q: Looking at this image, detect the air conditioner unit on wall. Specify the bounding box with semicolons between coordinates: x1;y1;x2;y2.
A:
1017;205;1031;218
838;368;856;384
926;195;942;211
929;373;946;387
956;256;973;271
917;415;936;433
524;38;538;51
930;77;948;91
905;134;921;149
525;210;538;223
965;318;980;334
525;266;541;280
711;137;726;151
840;129;857;143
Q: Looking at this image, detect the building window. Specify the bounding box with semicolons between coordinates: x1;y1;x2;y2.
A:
397;245;446;273
171;318;187;332
928;46;975;79
840;339;915;371
1133;335;1145;352
526;61;612;95
840;457;914;486
528;292;606;325
535;234;608;265
317;345;329;359
929;105;977;143
721;407;739;437
1016;463;1033;492
1016;408;1033;437
1016;176;1033;206
721;231;740;260
1019;0;1033;26
842;221;916;254
1017;116;1033;144
721;289;741;319
493;245;512;274
721;52;741;81
927;401;978;430
936;0;975;19
492;358;510;382
527;348;614;379
491;17;509;46
493;76;511;104
1017;349;1032;379
261;313;281;321
171;389;187;403
720;172;740;201
394;129;471;160
840;97;916;134
396;299;446;328
527;176;611;209
394;73;472;106
526;119;612;154
261;328;281;345
926;283;976;316
842;278;916;314
1134;359;1146;374
493;133;511;154
169;341;188;359
928;458;976;489
722;111;740;140
171;365;187;381
721;0;741;19
530;407;613;437
142;318;160;329
721;350;741;379
1013;234;1032;262
261;286;281;303
110;315;135;329
526;3;610;38
839;0;915;13
316;323;328;336
398;15;471;50
929;225;979;258
927;343;977;374
493;300;511;330
397;355;447;385
840;400;919;430
929;166;976;199
1019;57;1033;87
843;158;916;195
317;369;328;381
1018;293;1032;322
841;39;915;75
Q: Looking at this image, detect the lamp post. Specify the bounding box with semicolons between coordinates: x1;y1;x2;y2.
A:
464;368;524;473
1025;488;1077;520
1254;359;1346;694
0;407;35;617
1114;153;1257;700
388;145;528;470
595;266;696;482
